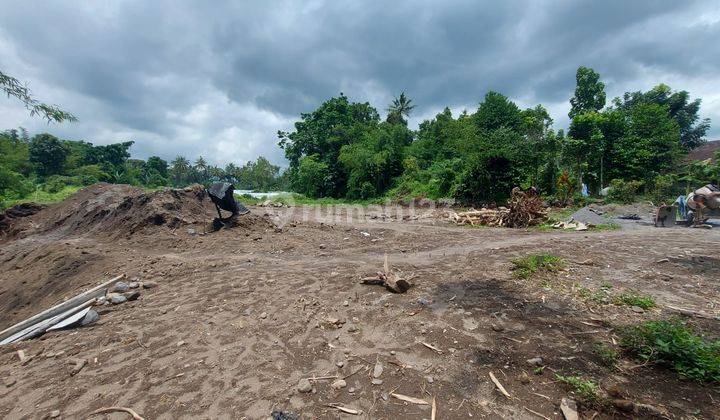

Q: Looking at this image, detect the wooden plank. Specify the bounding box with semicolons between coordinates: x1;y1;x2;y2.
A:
1;298;96;344
0;274;124;343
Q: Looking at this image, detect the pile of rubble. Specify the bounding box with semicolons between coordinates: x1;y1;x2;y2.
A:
451;187;548;228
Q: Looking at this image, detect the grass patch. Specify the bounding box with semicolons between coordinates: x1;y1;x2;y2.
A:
620;319;720;383
593;342;619;367
555;374;607;406
614;290;656;309
511;253;565;279
576;283;612;304
1;185;83;210
592;222;621;231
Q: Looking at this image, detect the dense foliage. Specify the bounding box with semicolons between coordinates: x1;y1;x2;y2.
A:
0;128;287;207
279;67;713;203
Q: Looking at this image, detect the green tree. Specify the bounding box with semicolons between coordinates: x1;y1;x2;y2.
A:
455;153;519;204
28;133;69;177
339;123;412;198
474;91;522;132
386;92;415;126
613;84;710;150
293;155;331;197
141;156;169;187
223;162;238;183
194;156;208;183
569;66;606;119
146;156;168;178
170;156;191;186
0;129;31;175
521;105;558;189
612;103;682;182
278;93;380;197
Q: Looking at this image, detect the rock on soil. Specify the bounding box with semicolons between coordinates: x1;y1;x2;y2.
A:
81;310;99;326
331;379;347;390
108;294;127;305
297;378;312;393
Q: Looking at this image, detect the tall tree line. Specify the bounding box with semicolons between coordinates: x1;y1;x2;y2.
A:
0;129;287;205
278;67;712;203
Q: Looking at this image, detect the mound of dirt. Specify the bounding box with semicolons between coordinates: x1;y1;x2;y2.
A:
1;183;272;240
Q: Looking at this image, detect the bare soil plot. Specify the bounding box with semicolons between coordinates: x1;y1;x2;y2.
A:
1;184;718;419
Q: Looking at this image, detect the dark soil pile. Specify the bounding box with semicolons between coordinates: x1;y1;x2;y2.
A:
1;183;271;241
0;203;46;236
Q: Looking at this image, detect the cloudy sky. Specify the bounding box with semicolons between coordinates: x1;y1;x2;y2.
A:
1;0;719;167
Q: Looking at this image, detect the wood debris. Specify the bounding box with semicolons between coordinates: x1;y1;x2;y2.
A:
552;219;589;231
524;406;551;420
325;404;361;415
360;254;411;293
489;371;511;398
88;406;145;420
390;392;430;405
420;341;443;354
667;305;718;320
451;187;547;228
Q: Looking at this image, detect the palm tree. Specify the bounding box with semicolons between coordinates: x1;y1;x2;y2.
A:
170;156;190;186
386;92;415;125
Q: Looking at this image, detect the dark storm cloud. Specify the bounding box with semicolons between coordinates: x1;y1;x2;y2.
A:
0;0;718;166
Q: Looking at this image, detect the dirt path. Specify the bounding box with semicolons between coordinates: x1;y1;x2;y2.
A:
1;194;719;419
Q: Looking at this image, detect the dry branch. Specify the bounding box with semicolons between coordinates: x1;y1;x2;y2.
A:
489;371;511;398
390;393;429;405
88;406;144;420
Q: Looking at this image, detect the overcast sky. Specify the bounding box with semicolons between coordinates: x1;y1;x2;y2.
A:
1;0;719;167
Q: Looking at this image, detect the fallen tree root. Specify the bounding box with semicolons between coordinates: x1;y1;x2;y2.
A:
359;254;411;293
88;407;145;420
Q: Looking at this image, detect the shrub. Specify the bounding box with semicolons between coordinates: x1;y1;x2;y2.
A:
0;167;33;199
511;253;565;279
593;342;619;367
43;175;81;193
606;179;644;204
650;174;680;204
620;319;720;382
71;164;111;184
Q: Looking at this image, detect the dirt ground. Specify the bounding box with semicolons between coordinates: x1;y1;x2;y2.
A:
0;184;719;419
